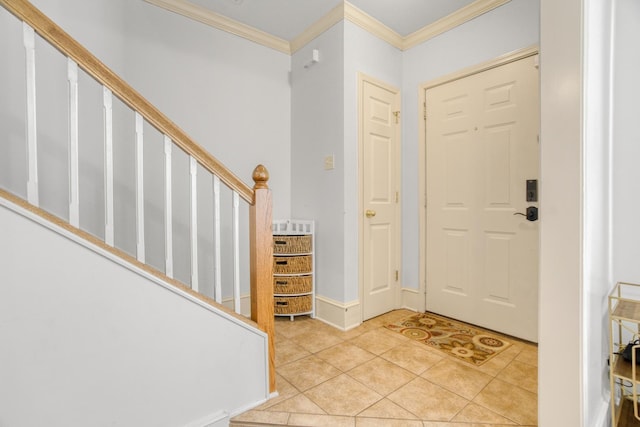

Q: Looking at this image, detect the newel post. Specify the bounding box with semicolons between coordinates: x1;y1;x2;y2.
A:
250;164;275;393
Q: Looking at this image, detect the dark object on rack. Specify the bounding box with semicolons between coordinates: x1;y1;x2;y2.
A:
622;340;640;364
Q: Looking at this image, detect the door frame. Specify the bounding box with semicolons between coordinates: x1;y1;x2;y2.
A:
418;45;539;313
358;73;402;321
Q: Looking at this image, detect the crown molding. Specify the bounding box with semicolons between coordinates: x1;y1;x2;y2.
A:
403;0;511;50
344;2;403;50
145;0;511;55
289;2;344;54
144;0;291;54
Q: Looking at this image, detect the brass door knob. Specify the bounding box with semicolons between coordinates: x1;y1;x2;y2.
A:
365;209;376;218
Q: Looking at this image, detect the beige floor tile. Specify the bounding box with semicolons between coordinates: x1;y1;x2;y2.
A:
337;324;371;340
473;347;519;377
372;309;415;325
421;358;493;400
350;328;408;355
277;355;341;392
257;374;298;409
356;417;423;427
274;331;289;345
287;413;355;427
275;316;317;338
473;378;537;425
291;328;345;353
276;339;312;367
452;403;517;425
497;359;538;394
230;409;289;425
387;377;469;421
356;398;419;419
515;344;538;367
235;310;539;427
316;342;376;372
422;423;473;427
267;394;326;415
348;357;416;396
380;343;443;375
305;374;383;416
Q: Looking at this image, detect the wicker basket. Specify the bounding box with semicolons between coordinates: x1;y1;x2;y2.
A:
274;295;312;314
273;235;312;254
273;255;312;274
273;275;312;294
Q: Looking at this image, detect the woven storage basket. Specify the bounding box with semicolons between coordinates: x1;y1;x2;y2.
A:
273;235;312;254
273;255;312;274
273;275;312;294
274;295;312;314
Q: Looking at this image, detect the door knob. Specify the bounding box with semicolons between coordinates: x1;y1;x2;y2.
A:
513;206;538;221
365;209;377;218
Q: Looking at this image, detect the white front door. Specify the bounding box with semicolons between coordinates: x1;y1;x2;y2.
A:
425;55;539;342
361;76;401;321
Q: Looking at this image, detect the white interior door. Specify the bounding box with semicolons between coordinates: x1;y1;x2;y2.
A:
425;55;539;342
361;77;400;321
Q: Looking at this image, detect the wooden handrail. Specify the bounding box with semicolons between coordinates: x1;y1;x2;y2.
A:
0;0;254;204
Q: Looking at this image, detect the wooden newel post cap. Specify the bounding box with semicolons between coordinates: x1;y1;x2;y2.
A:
252;164;269;190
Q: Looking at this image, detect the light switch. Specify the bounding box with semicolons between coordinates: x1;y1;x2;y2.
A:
324;155;334;170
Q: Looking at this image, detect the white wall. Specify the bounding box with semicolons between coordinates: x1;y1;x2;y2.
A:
612;0;640;283
401;0;540;291
123;1;291;217
583;0;614;424
291;22;345;302
0;202;269;427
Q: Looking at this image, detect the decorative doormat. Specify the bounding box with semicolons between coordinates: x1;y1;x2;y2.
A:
385;312;511;366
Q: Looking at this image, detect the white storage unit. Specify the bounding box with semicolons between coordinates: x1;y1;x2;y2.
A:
272;220;315;320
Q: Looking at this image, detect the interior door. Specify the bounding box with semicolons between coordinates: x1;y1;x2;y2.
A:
425;55;539;342
361;77;400;321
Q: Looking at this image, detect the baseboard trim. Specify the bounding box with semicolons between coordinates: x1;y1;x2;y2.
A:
592;394;610;427
315;295;361;331
184;410;228;427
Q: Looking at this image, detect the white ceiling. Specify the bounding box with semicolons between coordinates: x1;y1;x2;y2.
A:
186;0;478;41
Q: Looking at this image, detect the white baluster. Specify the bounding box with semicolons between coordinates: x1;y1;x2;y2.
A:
23;23;38;206
67;58;79;227
103;87;114;246
213;175;222;303
190;156;199;291
164;136;173;278
135;112;145;263
232;191;240;314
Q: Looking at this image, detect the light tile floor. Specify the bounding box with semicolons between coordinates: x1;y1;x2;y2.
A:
231;310;538;427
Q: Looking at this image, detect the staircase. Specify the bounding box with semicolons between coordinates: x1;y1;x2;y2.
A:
0;0;275;425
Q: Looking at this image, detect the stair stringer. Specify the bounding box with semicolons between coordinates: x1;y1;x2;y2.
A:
0;197;271;427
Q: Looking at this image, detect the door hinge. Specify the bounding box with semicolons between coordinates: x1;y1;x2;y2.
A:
395;270;399;281
393;111;400;124
395;191;399;203
423;102;427;120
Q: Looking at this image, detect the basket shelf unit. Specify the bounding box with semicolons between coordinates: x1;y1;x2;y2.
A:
272;220;315;320
609;281;640;427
